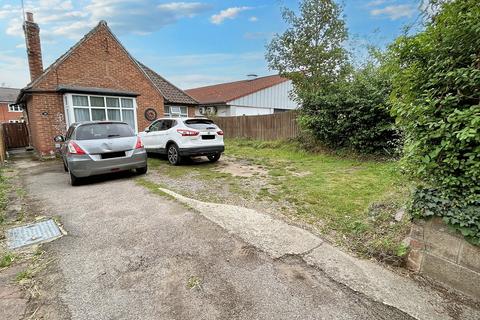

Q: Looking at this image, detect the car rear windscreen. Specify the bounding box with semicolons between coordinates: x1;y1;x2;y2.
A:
184;119;218;130
75;123;134;140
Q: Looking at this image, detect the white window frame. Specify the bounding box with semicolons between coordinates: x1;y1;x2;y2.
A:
63;93;138;133
164;105;188;118
8;104;22;112
8;119;23;123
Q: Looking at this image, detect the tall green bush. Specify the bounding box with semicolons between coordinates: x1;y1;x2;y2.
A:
266;0;398;154
299;61;399;154
387;0;480;242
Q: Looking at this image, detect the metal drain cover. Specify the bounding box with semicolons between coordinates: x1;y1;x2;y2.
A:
6;219;63;249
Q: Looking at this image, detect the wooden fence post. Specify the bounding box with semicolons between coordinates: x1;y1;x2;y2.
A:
0;124;6;164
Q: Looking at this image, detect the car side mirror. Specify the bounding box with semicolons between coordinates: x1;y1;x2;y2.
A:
54;135;65;142
144;128;150;133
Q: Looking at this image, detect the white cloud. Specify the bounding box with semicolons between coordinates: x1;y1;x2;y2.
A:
142;51;267;88
157;2;207;17
210;6;252;25
244;31;273;40
370;4;416;20
0;51;29;87
167;74;238;89
366;0;387;7
0;5;20;20
154;51;264;67
249;16;258;22
0;1;211;40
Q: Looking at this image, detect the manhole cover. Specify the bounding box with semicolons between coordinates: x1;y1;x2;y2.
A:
6;219;63;249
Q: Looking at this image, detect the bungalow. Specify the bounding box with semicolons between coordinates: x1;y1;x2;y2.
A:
185;75;299;117
15;12;197;156
0;87;23;123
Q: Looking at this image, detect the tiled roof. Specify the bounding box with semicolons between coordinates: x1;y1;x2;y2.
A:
18;21;196;105
0;87;20;103
137;62;197;105
185;75;289;105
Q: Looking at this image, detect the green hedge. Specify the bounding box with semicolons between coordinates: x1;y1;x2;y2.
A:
387;0;480;243
300;62;400;154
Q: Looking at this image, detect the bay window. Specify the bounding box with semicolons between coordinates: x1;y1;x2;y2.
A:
64;94;137;132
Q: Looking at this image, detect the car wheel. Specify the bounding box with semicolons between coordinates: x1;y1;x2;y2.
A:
167;144;182;165
207;153;221;163
136;165;148;174
69;171;80;186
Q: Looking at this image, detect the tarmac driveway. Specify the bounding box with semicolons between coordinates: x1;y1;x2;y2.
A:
21;160;414;320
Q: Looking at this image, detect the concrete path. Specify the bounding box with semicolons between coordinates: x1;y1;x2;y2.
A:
160;188;480;320
15;160;479;319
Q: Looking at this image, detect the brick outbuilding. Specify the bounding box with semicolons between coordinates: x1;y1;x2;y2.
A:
15;12;197;156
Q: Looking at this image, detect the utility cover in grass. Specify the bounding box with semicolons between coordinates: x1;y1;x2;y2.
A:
6;219;63;249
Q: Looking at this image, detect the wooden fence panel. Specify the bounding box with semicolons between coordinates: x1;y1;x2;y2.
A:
0;124;6;164
211;111;299;140
3;123;29;149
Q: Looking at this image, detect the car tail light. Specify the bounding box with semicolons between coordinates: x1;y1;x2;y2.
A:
177;129;199;136
217;130;224;136
135;136;144;149
67;141;86;155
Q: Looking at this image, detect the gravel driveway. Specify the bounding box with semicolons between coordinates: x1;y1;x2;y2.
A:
19;160;415;320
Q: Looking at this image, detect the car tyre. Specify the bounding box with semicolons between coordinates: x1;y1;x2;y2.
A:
207;153;221;163
167;144;182;165
136;165;148;175
69;171;80;186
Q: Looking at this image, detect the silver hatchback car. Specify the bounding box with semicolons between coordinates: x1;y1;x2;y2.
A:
55;121;148;186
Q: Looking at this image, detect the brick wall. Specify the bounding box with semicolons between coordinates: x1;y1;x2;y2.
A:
407;217;480;299
0;102;24;123
25;94;64;155
26;23;193;155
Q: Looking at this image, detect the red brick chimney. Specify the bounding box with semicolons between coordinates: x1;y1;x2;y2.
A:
23;12;44;82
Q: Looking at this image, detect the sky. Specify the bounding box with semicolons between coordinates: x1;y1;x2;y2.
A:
0;0;424;90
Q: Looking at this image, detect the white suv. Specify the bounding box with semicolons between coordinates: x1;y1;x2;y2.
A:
139;118;224;165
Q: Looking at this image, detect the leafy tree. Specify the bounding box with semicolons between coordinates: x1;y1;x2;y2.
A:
265;0;349;98
266;0;397;153
386;0;480;242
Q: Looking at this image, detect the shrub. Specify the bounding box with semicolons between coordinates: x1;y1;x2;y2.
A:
387;0;480;242
299;62;400;154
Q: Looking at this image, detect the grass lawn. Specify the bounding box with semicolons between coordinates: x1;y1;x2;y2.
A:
0;169;10;225
228;140;399;228
144;138;411;265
